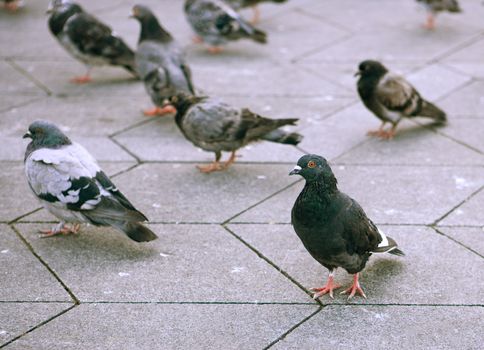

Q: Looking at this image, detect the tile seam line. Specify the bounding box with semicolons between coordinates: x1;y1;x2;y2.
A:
6;59;52;96
428;31;484;64
431;227;484;259
263;307;323;350
0;304;77;349
222;225;320;305
9;224;80;304
431;184;484;226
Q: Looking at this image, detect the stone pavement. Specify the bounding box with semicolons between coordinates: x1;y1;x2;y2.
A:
0;0;483;349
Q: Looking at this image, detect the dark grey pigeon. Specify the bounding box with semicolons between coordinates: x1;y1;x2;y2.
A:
223;0;287;23
416;0;461;29
356;60;446;139
47;0;137;83
184;0;267;53
131;4;195;117
168;93;302;173
290;154;404;300
23;121;157;242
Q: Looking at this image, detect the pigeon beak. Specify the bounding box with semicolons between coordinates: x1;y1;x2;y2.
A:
23;132;32;139
289;165;301;176
354;71;361;77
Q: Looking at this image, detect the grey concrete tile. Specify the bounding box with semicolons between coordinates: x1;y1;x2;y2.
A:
438;81;484;118
437;226;484;257
2;136;135;162
0;95;151;138
444;63;484;79
273;305;484;350
233;165;484;225
336;125;484;166
0;61;44;96
15;223;313;303
0;303;70;346
12;61;142;97
0;95;43;114
437;117;484;153
0;224;71;301
301;26;479;64
6;161;137;223
439;188;484;226
109;163;297;223
229;224;484;304
8;303;317;350
443;36;484;62
405;63;471;102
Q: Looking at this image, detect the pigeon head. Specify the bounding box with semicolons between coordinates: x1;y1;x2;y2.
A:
131;4;172;43
356;60;388;79
46;0;80;14
169;93;206;118
23;121;72;157
290;154;337;189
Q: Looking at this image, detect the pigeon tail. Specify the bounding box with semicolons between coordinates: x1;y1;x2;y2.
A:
251;28;267;44
116;221;158;242
373;231;405;256
123;63;139;78
419;100;446;123
262;129;302;145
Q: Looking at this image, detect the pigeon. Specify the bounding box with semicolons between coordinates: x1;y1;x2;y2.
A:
223;0;287;23
23;120;157;242
167;93;302;173
356;60;446;139
184;0;267;53
416;0;461;29
47;0;137;83
131;5;195;117
290;154;404;299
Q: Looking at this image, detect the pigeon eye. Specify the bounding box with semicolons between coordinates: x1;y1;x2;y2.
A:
307;161;316;168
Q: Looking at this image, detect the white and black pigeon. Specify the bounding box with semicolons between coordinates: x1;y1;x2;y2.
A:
223;0;287;23
290;154;404;300
131;4;195;117
356;60;446;139
416;0;461;29
47;0;137;83
184;0;267;53
167;93;302;173
23;120;157;242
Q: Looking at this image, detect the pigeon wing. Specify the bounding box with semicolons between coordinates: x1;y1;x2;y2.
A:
375;73;422;116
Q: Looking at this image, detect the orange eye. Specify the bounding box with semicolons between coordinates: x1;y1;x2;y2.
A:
307;161;316;168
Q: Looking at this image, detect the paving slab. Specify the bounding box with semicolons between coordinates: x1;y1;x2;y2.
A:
436;226;484;257
272;305;484;350
0;224;70;302
7;303;317;350
0;95;43;114
106;163;297;223
438;81;484;118
14;223;313;303
439;188;484;226
232;165;484;225
435;117;484;154
0;61;45;96
228;224;484;305
0;302;71;347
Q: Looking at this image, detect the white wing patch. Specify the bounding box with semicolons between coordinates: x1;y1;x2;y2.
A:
377;227;389;248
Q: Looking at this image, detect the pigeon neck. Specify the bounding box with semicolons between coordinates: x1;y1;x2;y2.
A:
174;96;205;124
139;17;172;44
24;136;72;161
304;174;338;196
48;5;82;36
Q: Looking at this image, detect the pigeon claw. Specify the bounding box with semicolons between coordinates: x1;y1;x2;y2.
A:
143;105;177;117
197;162;224;173
192;36;204;44
309;274;341;299
207;46;223;54
70;75;92;84
38;223;81;238
340;273;367;300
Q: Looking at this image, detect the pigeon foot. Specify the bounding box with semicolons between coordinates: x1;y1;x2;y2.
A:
5;1;19;11
143;105;177;117
340;273;367;300
222;151;237;170
378;129;396;140
207;46;223;54
197;162;224;173
424;14;435;30
39;223;81;238
310;275;341;299
70;75;92;84
250;5;261;24
192;36;203;44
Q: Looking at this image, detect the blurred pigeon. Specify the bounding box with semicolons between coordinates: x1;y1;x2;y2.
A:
3;0;24;11
131;5;195;117
416;0;461;29
356;60;446;139
224;0;288;23
290;154;404;299
47;0;137;83
23;120;157;242
168;93;302;173
184;0;267;53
